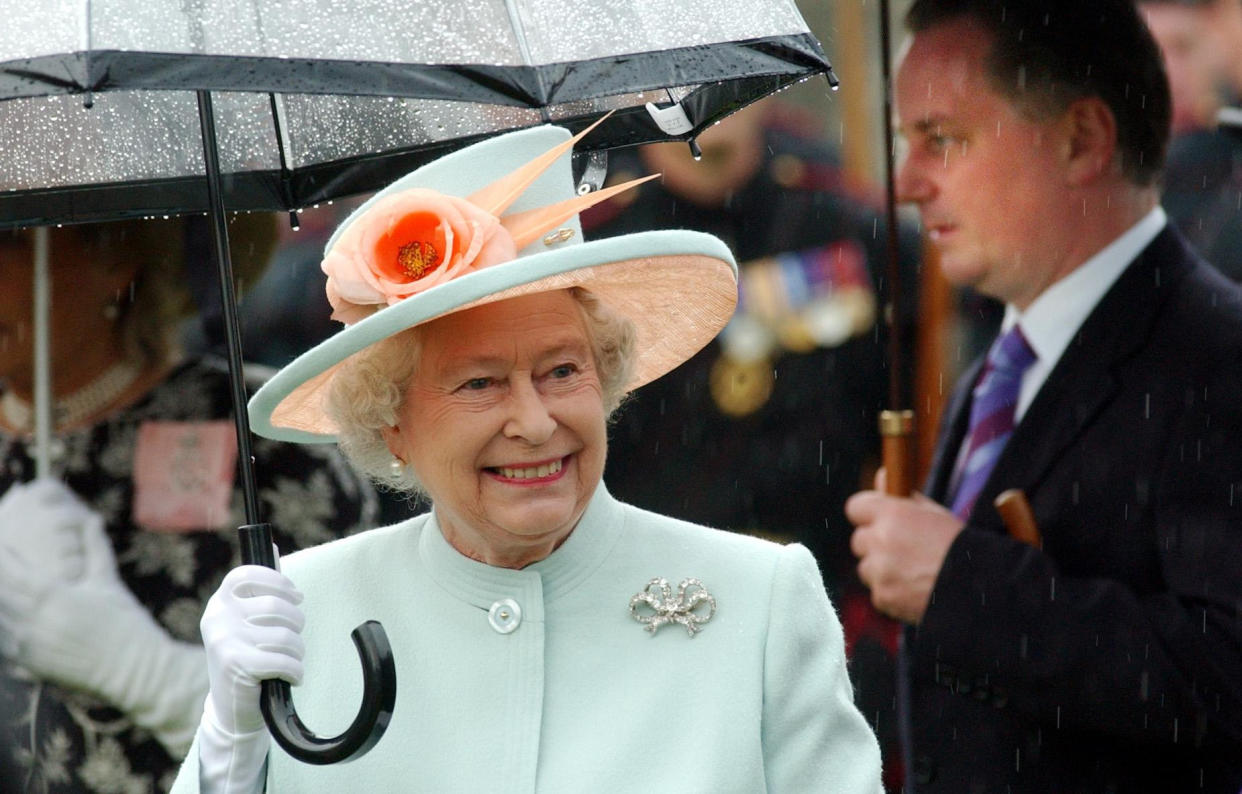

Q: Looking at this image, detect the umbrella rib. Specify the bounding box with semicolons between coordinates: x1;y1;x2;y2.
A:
502;0;551;115
268;92;300;226
269;93;293;174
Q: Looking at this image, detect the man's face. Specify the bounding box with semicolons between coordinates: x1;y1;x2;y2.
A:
894;19;1076;307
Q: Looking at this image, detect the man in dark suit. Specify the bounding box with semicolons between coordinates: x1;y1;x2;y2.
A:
846;1;1242;791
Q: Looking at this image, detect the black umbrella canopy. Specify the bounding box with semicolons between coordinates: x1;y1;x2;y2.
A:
0;0;833;226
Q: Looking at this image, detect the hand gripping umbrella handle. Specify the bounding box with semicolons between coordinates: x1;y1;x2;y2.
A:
239;523;397;764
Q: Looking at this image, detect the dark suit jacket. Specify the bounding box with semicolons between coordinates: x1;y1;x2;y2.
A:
908;227;1242;793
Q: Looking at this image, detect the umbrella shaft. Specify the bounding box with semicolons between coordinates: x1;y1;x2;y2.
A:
33;226;51;478
878;0;905;411
196;90;262;525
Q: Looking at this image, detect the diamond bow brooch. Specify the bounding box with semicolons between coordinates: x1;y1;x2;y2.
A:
629;578;717;637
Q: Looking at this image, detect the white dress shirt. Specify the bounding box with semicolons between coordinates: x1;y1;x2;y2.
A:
946;207;1168;498
1003;206;1167;421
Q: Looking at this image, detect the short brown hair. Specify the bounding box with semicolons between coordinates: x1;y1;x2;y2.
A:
907;0;1172;185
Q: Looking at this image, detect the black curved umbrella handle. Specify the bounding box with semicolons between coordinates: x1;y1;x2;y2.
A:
239;524;397;765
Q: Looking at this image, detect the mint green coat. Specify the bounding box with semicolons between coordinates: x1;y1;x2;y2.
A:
174;486;881;792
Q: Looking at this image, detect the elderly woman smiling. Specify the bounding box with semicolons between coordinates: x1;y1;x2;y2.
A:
334;287;631;570
172;121;882;793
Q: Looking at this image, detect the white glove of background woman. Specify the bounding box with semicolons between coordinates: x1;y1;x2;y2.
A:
0;478;207;755
195;563;305;794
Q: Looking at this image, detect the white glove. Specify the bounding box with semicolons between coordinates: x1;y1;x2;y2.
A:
0;478;90;619
196;563;305;794
0;478;208;755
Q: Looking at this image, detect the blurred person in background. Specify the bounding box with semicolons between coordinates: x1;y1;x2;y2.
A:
1139;0;1242;280
582;98;920;790
0;215;381;792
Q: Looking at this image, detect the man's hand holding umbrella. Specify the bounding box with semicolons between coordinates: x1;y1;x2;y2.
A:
846;470;963;625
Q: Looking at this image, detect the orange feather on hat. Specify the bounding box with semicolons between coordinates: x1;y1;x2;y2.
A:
500;173;660;249
466;111;615;220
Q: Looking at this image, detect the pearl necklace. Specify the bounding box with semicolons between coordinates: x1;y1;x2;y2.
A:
0;360;143;433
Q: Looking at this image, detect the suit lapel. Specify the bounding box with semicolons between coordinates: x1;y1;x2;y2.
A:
923;356;982;501
952;227;1194;527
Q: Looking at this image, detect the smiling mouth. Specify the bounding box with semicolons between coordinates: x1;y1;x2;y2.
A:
489;457;566;481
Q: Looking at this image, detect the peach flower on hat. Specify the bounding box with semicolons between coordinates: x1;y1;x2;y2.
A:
322;189;519;324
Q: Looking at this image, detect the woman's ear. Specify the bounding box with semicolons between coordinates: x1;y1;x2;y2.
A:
379;424;404;461
1062;96;1118;186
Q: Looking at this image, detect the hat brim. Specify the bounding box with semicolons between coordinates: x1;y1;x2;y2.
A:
249;228;737;443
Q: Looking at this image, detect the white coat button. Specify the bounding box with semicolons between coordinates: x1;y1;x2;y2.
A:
488;598;522;634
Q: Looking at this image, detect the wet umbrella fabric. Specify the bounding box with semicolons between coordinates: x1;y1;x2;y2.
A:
0;0;834;766
0;0;833;225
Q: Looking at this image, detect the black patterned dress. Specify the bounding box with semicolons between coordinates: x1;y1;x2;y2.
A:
0;356;383;793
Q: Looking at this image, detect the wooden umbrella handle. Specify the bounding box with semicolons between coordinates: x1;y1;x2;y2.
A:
994;489;1042;548
879;410;915;496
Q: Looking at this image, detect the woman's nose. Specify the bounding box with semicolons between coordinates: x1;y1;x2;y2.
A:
502;377;556;444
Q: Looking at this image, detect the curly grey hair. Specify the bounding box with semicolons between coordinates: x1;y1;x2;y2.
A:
325;287;636;497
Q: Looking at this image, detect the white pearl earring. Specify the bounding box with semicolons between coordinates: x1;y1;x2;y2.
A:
389;458;405;477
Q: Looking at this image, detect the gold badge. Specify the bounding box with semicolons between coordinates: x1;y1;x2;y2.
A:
709;354;774;418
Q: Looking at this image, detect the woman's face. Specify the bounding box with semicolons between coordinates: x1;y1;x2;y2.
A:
382;290;608;568
0;228;135;397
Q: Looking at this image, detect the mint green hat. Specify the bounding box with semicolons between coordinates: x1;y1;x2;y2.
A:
249;122;738;444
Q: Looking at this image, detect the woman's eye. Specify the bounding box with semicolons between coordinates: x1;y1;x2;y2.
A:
462;377;492;391
549;364;577;379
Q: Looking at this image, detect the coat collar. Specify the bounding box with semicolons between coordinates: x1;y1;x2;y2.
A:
417;484;625;611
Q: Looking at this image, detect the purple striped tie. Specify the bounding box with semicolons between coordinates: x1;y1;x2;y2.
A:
950;325;1037;520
